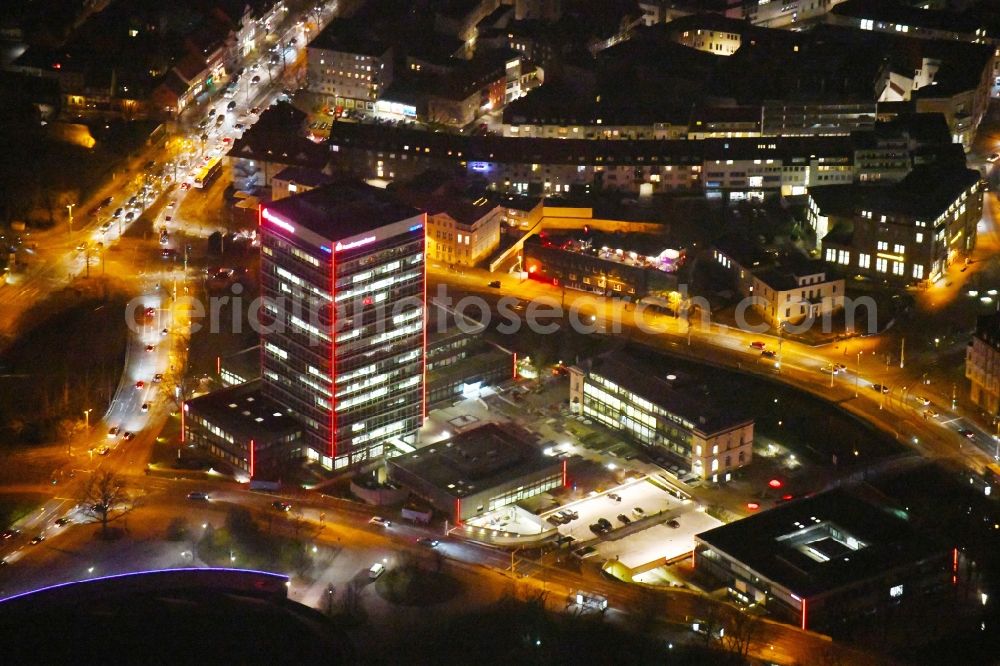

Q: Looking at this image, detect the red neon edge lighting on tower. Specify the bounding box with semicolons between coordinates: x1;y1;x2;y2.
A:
249;439;255;478
180;400;186;443
801;597;808;631
421;214;428;419
329;240;337;461
561;458;567;487
454;498;461;526
512;351;518;379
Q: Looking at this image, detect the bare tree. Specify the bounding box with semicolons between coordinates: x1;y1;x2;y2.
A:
721;609;762;660
697;604;725;649
81;470;134;538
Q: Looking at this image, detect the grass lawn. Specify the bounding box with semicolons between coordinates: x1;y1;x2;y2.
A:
375;565;462;606
0;493;47;529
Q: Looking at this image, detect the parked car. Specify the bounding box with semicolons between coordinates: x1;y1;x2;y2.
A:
272;501;292;512
369;562;385;579
123;432;135;441
488;280;501;288
107;426;120;438
416;537;439;548
186;492;210;501
761;350;777;359
617;513;631;525
369;516;391;527
749;341;766;350
141;403;149;412
667;519;680;529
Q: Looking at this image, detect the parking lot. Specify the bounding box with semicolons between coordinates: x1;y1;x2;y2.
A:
540;477;686;543
594;508;723;573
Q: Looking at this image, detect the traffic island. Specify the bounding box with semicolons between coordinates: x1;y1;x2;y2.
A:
374;561;461;607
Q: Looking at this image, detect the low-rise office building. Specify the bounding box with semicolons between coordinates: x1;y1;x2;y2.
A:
809;162;981;285
389;423;564;523
569;347;753;480
694;488;954;633
966;313;1000;416
219;346;262;388
426;305;514;407
183;380;302;477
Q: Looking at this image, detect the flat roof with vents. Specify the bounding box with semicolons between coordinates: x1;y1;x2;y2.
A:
389;423;560;500
183;380;301;443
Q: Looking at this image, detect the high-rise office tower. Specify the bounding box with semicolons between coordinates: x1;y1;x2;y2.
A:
259;182;426;471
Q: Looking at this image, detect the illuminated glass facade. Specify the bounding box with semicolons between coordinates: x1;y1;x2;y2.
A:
569;349;753;480
260;184;426;471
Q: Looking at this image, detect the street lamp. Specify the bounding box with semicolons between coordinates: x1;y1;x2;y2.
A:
83;408;92;430
855;351;862;397
66;203;76;235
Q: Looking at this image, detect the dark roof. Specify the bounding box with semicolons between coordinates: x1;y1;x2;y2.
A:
266;181;422;242
328;121;852;166
712;23;992;105
809;162;980;220
488;192;543;212
390;423;557;499
184;380;300;443
309;18;389;56
831;0;994;38
695;488;948;598
974;313;1000;351
229;102;329;170
272;166;336;188
584;346;752;436
851;112;952;150
753;258;831;292
431;49;519;101
663;12;754;37
395;191;497;225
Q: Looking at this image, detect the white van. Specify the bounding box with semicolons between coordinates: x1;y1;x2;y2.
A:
369;562;385;579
